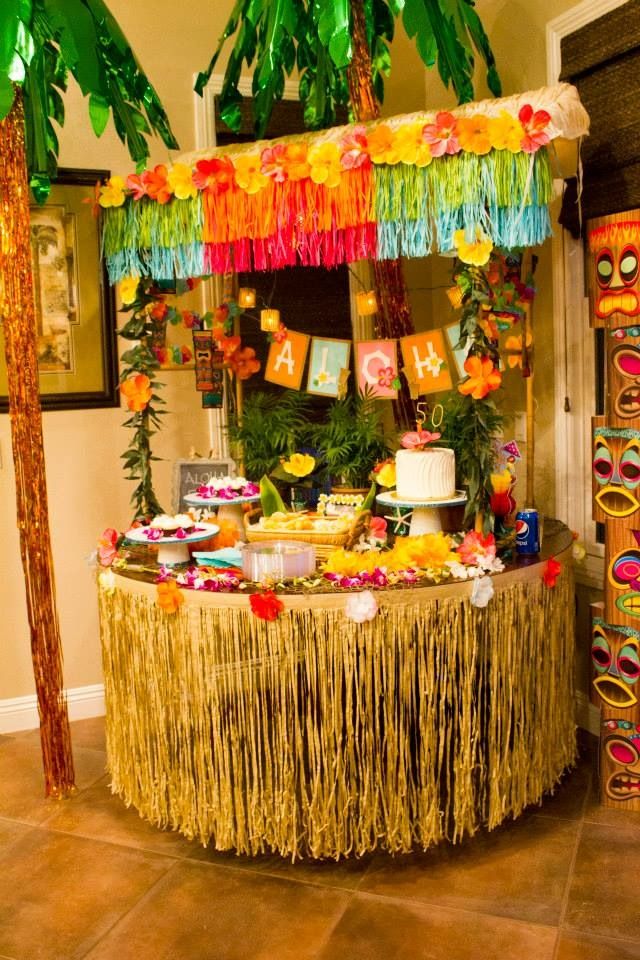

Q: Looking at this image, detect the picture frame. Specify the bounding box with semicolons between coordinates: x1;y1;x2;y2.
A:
0;168;118;412
172;458;237;512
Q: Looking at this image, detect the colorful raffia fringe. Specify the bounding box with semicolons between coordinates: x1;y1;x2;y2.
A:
102;148;553;281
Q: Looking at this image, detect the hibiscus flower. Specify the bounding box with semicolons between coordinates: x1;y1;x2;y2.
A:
400;429;441;449
126;173;149;201
261;144;289;182
340;126;371;170
308;143;342;187
98;176;125;208
421;112;460;157
457;530;497;566
120;373;152;412
393;123;432;167
193;157;235;195
456;115;492;155
234;154;268;194
250;591;284;621
157;580;184;613
167;162;198;200
543;558;562;588
144;165;173;204
367;124;399;164
458;356;502;400
518;104;551;153
453;227;493;266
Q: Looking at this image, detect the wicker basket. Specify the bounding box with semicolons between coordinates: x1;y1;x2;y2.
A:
244;507;371;561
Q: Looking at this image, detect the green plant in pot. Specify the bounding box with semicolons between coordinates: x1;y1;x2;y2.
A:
311;390;392;491
227;390;312;479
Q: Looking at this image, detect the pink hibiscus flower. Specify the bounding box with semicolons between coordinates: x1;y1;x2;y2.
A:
261;144;289;183
340;126;371;170
422;112;461;157
400;429;441;449
457;530;497;566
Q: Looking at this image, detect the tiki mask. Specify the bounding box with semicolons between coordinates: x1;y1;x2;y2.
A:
608;545;640;618
592;621;640;709
602;720;640;801
611;343;640;419
593;427;640;518
589;219;640;323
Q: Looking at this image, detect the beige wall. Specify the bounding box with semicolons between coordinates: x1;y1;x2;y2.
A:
2;0;580;702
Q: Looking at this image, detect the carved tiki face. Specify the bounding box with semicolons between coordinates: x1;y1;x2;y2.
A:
589;220;640;323
602;719;640;801
593;428;640;518
609;545;640;618
592;622;640;709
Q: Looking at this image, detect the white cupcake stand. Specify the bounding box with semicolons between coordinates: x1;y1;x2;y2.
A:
183;492;260;535
376;490;468;536
124;522;220;565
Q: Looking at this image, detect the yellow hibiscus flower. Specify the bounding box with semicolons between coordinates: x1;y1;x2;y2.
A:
98;176;125;208
392;532;455;571
456;115;492;155
119;276;140;305
488;111;525;153
453;227;493;266
234;154;268;194
308;143;342;188
376;462;396;488
282;452;316;478
393;123;432;167
167;162;198;200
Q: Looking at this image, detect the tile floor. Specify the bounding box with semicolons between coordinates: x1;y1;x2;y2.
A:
0;718;639;960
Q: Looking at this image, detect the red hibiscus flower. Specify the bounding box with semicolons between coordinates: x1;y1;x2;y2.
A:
193;157;236;195
249;590;284;621
542;557;562;588
518;104;551;153
457;530;497;566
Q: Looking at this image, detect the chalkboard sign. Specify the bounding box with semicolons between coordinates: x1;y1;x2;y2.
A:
172;458;237;512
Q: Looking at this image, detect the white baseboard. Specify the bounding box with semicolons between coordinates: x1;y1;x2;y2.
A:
0;683;105;734
575;690;601;736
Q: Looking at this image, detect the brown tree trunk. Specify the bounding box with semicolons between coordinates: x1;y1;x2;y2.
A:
0;91;75;797
348;0;416;427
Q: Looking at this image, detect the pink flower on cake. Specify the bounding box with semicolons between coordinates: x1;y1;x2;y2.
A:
400;429;441;450
345;590;378;623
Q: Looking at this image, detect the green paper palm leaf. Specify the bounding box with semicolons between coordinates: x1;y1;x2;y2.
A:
1;0;178;200
196;0;500;137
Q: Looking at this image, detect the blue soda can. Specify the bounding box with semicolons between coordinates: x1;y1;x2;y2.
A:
515;508;540;555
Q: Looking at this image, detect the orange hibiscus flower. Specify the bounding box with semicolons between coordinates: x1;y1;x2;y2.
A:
144;165;173;204
456;115;492;155
120;374;152;412
285;143;311;181
228;346;260;380
157;580;184;613
457;356;502;399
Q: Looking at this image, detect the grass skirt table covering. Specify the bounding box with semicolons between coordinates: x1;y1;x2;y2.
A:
97;524;575;860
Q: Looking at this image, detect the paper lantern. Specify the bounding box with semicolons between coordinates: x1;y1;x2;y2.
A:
356;290;378;316
261;308;281;332
238;287;256;309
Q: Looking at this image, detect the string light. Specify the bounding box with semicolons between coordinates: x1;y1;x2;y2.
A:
238;287;256;309
260;308;281;332
356;290;378;315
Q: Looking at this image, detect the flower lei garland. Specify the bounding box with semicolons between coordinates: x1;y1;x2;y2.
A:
99;107;551;210
323;530;503;589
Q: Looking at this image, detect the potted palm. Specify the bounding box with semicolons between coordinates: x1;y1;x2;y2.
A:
310;391;392;492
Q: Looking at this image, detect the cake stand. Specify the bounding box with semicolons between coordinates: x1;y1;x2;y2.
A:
183;493;260;533
124;522;220;565
376;490;468;536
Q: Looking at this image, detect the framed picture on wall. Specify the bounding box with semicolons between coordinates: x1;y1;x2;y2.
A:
0;168;118;411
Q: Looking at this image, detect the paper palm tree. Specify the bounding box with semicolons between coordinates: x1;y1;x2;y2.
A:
196;0;500;137
0;1;178;797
